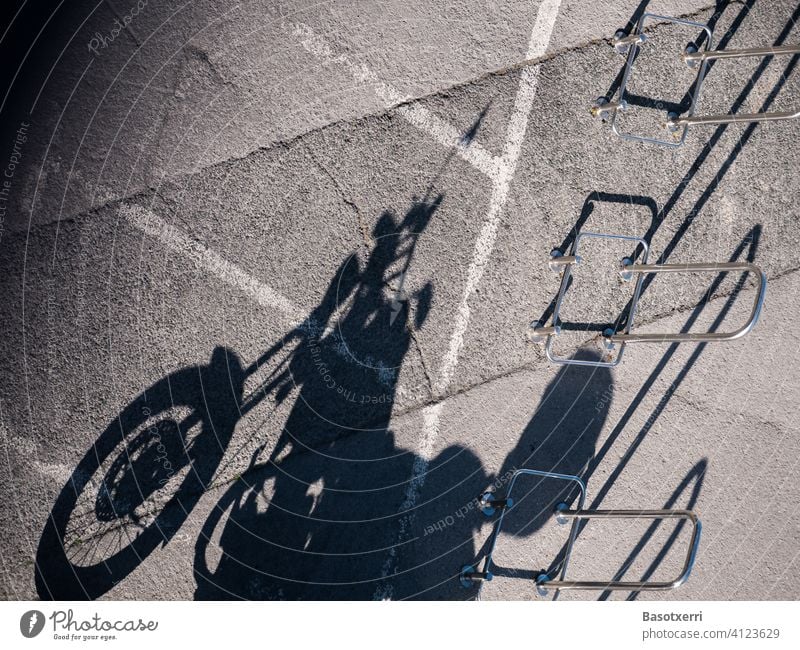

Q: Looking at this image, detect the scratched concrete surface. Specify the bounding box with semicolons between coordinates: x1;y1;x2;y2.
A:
0;0;798;600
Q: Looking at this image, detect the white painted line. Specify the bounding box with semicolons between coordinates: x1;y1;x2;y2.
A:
121;204;305;323
396;104;501;178
287;21;501;179
374;0;563;598
437;0;561;394
372;404;442;599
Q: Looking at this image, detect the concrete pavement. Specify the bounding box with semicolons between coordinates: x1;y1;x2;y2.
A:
1;0;799;600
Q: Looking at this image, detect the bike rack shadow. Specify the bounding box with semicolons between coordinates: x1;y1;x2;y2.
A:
535;225;762;598
534;191;660;336
602;1;752;117
599;459;708;601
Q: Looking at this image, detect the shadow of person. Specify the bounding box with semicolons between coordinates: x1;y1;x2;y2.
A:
391;348;614;599
35;346;245;600
194;195;444;599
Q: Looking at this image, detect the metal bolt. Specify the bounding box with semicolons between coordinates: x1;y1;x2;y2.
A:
591;97;610;121
527;322;561;344
535;574;551;597
666;111;681;133
684;43;699;69
619;257;634;281
479;492;496;517
554;502;570;525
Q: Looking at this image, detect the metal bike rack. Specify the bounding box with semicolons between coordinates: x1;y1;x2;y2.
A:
591;12;800;147
528;232;767;368
460;469;701;596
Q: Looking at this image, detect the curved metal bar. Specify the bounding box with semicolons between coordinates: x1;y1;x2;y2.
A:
669;108;800;128
670;39;800;130
460;469;586;596
599;12;800;145
530;232;766;363
684;43;800;63
538;509;702;592
461;469;702;597
536;232;648;368
608;261;767;343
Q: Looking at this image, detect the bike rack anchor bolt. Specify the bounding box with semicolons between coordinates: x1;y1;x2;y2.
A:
527;322;561;344
590;97;628;122
535;573;552;597
479;492;514;517
613;31;647;55
460;565;493;588
554;502;571;525
602;328;617;351
684;43;699;68
619;257;635;281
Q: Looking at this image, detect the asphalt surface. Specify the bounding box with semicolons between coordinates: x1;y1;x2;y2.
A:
0;0;799;600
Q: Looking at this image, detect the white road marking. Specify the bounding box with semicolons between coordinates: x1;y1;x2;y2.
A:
119;2;562;599
373;0;564;597
288;21;500;179
395;104;501;178
121;204;305;323
435;2;560;393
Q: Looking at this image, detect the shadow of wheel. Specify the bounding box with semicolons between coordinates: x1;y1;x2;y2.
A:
34;347;244;600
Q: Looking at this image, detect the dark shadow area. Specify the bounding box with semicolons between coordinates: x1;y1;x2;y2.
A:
600;459;707;601
0;1;104;212
192;194;443;600
35;346;245;599
34;102;500;600
35;191;445;600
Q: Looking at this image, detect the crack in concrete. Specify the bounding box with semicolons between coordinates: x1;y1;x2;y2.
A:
303;143;372;248
408;327;435;399
16;2;723;229
430;2;720;98
211;263;800;482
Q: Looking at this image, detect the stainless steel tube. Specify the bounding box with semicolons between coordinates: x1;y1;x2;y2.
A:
684;43;800;63
669;108;800;128
608;261;767;343
539;509;701;591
